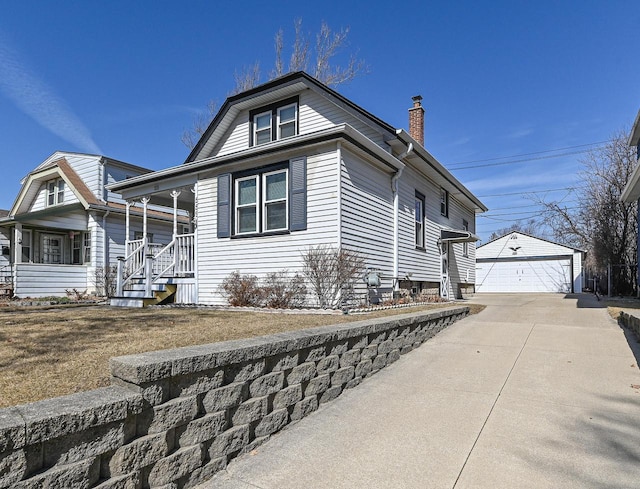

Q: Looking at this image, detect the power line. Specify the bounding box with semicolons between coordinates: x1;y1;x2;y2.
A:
487;201;579;211
447;140;610;166
479;207;578;218
476;186;582;198
448;148;599;170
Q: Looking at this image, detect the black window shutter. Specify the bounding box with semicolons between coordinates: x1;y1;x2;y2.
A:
217;173;231;238
289;157;307;231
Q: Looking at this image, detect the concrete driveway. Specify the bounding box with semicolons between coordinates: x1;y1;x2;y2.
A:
198;294;640;489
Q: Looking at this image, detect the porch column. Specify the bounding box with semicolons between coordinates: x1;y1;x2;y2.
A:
171;190;181;238
13;223;22;264
191;185;197;231
141;196;150;242
125;201;132;245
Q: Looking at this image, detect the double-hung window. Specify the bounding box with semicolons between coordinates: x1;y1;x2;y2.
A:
415;192;425;249
253;111;272;146
47;178;65;206
234;167;288;235
236;176;259;234
250;97;299;146
462;219;469;257
83;232;91;263
440;188;449;217
277;103;297;139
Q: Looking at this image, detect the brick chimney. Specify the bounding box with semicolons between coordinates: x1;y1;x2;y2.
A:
408;95;425;145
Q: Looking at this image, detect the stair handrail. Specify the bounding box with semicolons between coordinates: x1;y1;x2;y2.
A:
151;238;177;283
116;238;147;296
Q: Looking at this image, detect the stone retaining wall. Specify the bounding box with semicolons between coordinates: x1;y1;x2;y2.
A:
0;306;469;489
618;311;640;339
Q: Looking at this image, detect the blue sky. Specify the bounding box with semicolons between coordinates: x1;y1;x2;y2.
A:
0;1;638;243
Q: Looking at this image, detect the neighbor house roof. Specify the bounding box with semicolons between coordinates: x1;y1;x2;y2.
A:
10;157;99;216
620;109;640;203
478;230;585;253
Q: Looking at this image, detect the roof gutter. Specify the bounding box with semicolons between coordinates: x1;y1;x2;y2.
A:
394;129;488;213
108;124;405;196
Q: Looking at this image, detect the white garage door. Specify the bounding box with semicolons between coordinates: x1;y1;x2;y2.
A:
476;258;573;293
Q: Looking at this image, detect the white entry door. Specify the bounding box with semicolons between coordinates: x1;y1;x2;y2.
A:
42;234;63;264
440;242;450;298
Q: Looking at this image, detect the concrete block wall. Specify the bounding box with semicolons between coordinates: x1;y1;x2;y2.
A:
0;306;469;489
619;311;640;339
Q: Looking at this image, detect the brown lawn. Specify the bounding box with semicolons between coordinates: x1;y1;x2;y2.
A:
0;303;485;408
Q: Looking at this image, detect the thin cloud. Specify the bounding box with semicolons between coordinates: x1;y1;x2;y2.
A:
465;163;578;194
0;33;101;154
509;128;534;139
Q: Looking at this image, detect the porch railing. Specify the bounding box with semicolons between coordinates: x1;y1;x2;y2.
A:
0;264;13;286
116;234;195;297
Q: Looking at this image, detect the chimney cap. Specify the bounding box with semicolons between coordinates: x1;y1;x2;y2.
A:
412;95;423;105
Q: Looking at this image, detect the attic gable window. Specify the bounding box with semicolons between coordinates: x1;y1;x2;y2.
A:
47;178;65;206
250;96;299;146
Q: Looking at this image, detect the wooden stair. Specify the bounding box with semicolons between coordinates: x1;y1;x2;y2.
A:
110;281;177;308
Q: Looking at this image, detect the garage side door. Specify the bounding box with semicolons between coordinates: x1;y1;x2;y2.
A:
476;258;572;293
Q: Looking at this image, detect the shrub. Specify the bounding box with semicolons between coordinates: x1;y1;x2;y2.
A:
262;271;307;308
301;245;365;309
220;271;263;307
94;266;118;297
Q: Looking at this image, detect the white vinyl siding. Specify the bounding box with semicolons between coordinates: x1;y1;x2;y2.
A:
208;90;388;159
29;181;80;212
196;146;339;305
340;149;394;300
397;166;477;297
13;263;88;298
65;154;101;200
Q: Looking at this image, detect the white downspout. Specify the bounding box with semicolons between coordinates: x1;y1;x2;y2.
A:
391;143;412;291
391;169;404;291
102;210;110;270
336;142;342;249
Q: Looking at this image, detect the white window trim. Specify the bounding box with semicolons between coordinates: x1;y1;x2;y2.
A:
262;169;289;232
462;220;469;257
440;188;449;217
47;178;65;206
235;175;259;235
277;103;297;140
253;110;273;146
415;195;425;248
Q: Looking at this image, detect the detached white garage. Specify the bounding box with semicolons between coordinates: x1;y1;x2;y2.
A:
476;232;584;293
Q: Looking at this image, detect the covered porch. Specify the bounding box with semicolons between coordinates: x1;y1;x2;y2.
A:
112;181;198;306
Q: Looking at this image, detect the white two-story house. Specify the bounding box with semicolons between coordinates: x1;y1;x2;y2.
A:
108;72;487;307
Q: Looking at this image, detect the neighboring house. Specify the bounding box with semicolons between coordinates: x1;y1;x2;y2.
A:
620;109;640;295
108;71;487;307
0;152;187;298
476;232;584;293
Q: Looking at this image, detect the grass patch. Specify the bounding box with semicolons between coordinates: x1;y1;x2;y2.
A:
604;297;640;320
0;302;483;408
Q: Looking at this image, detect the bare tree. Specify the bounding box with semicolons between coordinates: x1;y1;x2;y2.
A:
534;130;638;294
181;99;218;150
488;219;542;241
301;245;365;309
182;19;367;149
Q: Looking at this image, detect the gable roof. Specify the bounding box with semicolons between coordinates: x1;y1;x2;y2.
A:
10;157;99;216
185;71;396;164
32;151;153;178
478;231;585;253
112;72;486;213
